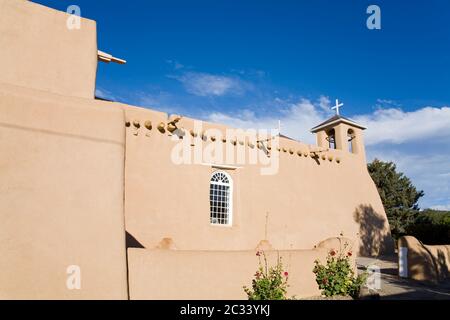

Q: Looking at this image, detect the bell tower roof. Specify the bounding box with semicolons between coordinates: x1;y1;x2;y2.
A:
310;115;366;133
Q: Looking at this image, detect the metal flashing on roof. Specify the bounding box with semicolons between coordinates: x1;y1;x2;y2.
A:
310;115;366;133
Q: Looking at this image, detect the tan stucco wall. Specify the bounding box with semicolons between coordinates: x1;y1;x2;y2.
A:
128;237;356;300
398;236;450;283
123;106;393;256
128;248;327;300
0;83;128;299
0;0;98;99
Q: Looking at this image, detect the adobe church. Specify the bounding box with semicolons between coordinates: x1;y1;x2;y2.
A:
0;0;393;299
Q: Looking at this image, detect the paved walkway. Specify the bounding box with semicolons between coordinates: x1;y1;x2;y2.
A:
357;256;450;300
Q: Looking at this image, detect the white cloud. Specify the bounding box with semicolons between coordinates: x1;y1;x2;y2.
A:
207;96;331;144
208;97;329;144
354;107;450;145
171;72;247;97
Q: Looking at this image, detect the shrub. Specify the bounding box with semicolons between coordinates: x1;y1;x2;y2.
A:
406;209;450;245
313;244;367;299
243;251;290;300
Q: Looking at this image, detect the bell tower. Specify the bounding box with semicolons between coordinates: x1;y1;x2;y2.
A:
311;101;367;161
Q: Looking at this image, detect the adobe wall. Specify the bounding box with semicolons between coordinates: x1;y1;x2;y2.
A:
0;0;98;99
128;248;327;300
398;236;450;283
0;83;128;299
128;237;356;299
123;106;394;256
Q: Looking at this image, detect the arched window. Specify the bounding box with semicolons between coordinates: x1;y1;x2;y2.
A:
210;171;233;226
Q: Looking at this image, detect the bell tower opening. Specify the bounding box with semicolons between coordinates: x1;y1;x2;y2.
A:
348;129;356;153
326;129;336;149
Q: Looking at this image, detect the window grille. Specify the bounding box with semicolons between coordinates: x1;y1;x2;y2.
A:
210;171;233;225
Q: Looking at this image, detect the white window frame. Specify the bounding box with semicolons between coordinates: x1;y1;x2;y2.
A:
209;171;233;226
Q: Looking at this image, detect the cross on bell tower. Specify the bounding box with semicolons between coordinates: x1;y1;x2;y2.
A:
332;99;344;116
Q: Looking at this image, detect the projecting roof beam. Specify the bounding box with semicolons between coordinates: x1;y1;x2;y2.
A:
97;50;127;64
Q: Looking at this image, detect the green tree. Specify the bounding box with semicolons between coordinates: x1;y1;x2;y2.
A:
406;209;450;244
367;159;424;239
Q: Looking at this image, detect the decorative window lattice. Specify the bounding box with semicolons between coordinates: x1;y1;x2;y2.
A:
210;172;232;225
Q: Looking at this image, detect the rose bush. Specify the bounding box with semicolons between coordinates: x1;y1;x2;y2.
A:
313;244;367;299
243;251;290;300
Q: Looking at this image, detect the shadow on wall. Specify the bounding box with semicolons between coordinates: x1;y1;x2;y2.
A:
410;246;437;282
436;247;450;281
423;243;450;282
354;204;395;257
398;236;450;283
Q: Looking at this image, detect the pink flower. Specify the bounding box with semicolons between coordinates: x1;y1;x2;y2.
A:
256;251;261;256
347;252;352;257
284;272;289;277
330;250;336;256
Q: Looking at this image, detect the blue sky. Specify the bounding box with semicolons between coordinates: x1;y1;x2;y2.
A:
35;0;450;210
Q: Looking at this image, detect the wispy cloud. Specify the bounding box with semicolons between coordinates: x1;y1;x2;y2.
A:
131;90;182;115
166;59;185;70
95;87;116;101
207;95;332;143
374;99;402;109
318;96;332;112
170;72;249;97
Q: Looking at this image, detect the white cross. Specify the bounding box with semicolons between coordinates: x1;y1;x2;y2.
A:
332;99;344;116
